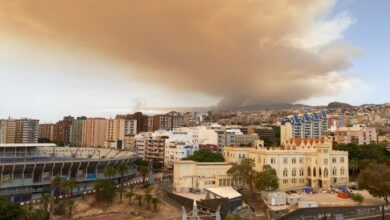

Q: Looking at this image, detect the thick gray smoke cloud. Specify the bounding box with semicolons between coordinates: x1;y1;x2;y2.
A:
0;0;358;109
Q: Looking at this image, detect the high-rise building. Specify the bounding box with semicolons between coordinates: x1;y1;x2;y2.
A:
38;124;55;141
0;118;39;143
81;118;107;147
280;112;328;144
104;118;137;148
70;116;87;147
53;116;74;145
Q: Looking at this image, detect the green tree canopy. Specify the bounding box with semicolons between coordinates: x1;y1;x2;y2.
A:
94;179;117;206
254;165;279;191
227;158;255;192
358;163;390;204
182;150;225;162
0;198;26;220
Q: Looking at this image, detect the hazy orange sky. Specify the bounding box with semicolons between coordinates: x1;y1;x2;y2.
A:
1;0;389;121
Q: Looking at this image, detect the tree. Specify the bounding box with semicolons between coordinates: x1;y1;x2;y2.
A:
182;150;225;162
254;165;279;191
135;194;143;207
41;193;53;219
118;187;126;203
139;166;149;183
117;163;129;185
51;176;64;201
358;163;390;204
94;179;117;206
125;191;135;205
66;199;76;216
227;158;255;193
151;197;160;212
350;193;364;205
144;194;153;209
349;159;359;178
226;215;250;220
62;178;77;197
104;166;117;179
0;198;26;220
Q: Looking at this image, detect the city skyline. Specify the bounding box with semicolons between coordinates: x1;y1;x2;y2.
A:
1;0;390;122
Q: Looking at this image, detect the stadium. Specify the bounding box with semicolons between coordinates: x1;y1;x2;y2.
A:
0;143;138;202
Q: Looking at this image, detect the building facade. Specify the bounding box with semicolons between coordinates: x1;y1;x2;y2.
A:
38;124;55;141
224;137;349;190
0;119;39;144
0;143;137;202
280;112;328;144
173;160;238;193
333;124;377;145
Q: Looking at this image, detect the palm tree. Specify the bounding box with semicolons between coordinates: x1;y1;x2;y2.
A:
104;166;117;179
125;191;135;205
151;197;160;212
139;166;149;183
62;178;77;197
143;194;153;209
135;194;143;207
41;193;53;218
51;176;63;201
118;187;125;203
143;184;154;195
66;199;76;217
117;163;129;185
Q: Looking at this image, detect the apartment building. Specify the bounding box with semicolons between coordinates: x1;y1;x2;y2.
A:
280;112;328;144
164;142;198;169
81;118;107;148
0;119;39;144
38;124;55;141
216;128;261;152
333;124;377;145
70;117;87;147
53;116;74;145
224;137;349;190
105;118;137;148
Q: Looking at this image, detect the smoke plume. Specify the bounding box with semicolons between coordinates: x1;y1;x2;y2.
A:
0;0;358;109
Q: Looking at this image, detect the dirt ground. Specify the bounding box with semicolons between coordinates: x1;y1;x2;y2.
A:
304;190;385;207
52;186;181;220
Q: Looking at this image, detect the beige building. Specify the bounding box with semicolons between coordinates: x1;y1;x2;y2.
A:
333;124;377;145
0;119;39;144
224;137;349;190
81;118;107;148
105;119;137;148
173;160;240;193
39;124;55;141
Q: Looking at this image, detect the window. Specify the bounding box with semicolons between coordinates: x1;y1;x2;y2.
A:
292;179;297;184
340;157;345;163
292;168;297;176
271;158;276;164
299;157;303;164
313;167;317;177
299;168;304;176
292;158;297;164
283;157;288;164
283;168;288;177
332;157;337;163
333;167;337;175
324;159;328;165
341;167;345;175
324;168;329;177
283;179;288;184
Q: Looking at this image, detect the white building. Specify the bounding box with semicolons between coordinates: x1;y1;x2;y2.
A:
280;112;328;145
173;160;240;193
332;124;377;145
224;137;349;190
164;141;198;168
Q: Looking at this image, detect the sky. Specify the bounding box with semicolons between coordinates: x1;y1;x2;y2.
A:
0;0;389;122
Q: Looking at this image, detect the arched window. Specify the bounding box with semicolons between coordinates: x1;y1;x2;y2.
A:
292;168;297;177
333;167;337;175
313;167;317;177
319;168;322;177
307;167;311;176
341;167;345;175
324;168;329;177
283;168;288;177
299;168;304;176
